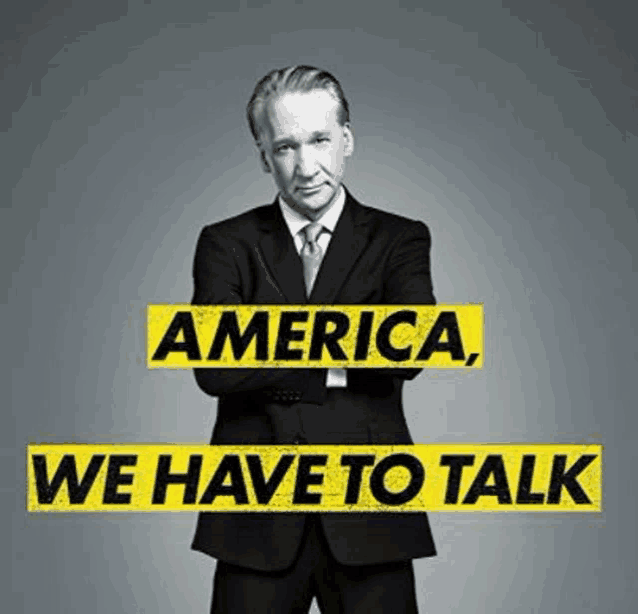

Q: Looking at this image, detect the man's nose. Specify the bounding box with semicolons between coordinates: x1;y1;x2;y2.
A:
294;145;318;178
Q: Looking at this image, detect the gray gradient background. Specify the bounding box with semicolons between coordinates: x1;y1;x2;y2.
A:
3;0;637;612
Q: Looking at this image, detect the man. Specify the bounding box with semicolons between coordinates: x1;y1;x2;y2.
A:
191;66;437;613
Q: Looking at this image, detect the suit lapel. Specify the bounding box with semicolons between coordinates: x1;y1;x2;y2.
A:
257;203;307;304
256;191;373;304
309;190;371;304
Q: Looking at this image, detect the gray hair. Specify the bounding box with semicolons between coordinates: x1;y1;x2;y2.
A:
246;65;350;144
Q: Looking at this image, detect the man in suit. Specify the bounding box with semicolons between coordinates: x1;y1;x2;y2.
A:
191;66;437;613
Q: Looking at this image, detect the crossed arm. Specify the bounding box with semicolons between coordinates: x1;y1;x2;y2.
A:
350;220;436;384
191;226;325;401
191;220;435;402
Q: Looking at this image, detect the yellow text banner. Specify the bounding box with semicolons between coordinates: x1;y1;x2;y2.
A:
147;304;483;368
28;444;601;512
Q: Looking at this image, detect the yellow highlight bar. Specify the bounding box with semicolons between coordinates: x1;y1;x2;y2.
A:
147;304;483;368
28;444;601;512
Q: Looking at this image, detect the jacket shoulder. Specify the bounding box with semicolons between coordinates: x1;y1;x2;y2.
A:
351;198;432;238
199;203;275;238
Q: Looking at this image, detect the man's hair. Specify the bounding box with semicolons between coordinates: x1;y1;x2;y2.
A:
246;65;350;144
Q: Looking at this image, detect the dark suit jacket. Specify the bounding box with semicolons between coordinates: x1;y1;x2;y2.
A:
191;188;437;571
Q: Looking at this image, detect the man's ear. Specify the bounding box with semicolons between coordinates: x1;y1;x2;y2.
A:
259;150;271;173
343;123;354;157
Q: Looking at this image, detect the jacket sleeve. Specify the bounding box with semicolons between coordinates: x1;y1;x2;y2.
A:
191;226;325;402
351;220;436;384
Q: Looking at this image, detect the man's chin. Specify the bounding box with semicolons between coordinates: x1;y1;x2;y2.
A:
293;187;338;210
286;195;321;211
292;199;330;217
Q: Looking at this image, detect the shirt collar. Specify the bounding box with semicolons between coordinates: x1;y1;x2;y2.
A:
278;185;346;238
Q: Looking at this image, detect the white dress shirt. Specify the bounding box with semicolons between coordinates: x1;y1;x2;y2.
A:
278;187;348;388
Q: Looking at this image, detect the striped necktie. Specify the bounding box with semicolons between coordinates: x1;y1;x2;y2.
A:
300;222;325;296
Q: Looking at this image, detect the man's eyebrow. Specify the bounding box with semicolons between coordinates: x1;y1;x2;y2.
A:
272;137;296;147
271;131;331;148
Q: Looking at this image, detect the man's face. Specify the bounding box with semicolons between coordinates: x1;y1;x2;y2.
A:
257;89;354;221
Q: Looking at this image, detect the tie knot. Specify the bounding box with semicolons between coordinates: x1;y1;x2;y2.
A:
302;222;324;245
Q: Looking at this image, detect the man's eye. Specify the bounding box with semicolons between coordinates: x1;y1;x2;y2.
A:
316;137;330;143
275;145;292;153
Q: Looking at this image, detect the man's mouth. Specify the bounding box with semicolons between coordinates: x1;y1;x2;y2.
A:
297;184;323;193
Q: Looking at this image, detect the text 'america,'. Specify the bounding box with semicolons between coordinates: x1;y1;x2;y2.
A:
147;305;483;368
